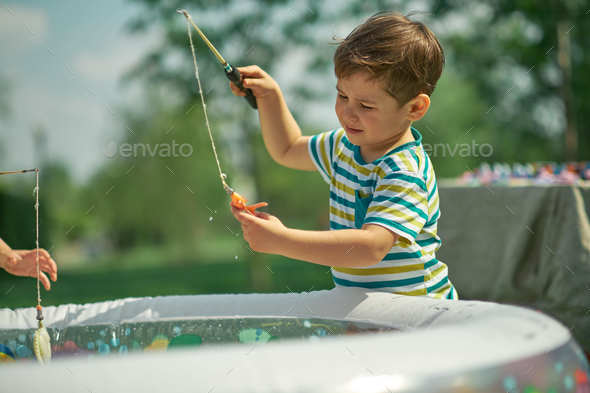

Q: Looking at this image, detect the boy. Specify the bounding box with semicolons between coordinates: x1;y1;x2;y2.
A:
230;12;457;299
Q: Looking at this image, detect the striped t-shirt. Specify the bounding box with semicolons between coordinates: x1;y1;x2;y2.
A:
308;127;458;299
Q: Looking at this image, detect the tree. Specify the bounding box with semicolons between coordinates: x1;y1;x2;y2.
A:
430;0;590;161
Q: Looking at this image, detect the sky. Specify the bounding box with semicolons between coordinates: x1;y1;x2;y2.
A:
0;0;163;181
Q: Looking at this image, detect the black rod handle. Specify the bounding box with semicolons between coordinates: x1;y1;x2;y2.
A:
225;65;258;110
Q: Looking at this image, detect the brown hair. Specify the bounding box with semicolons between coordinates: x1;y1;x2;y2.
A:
334;12;444;106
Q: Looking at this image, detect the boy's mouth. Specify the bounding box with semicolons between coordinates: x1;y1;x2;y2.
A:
344;126;364;134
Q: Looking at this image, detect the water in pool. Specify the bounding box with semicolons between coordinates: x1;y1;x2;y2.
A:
0;317;395;361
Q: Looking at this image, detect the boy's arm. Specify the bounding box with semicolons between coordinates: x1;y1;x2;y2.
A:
232;208;398;268
230;66;315;171
280;224;398;268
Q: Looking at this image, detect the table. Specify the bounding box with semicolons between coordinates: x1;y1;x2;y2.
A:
438;184;590;352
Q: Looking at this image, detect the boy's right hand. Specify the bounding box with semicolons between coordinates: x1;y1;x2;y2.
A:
229;66;280;101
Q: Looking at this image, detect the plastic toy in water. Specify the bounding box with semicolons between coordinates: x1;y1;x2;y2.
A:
238;328;272;343
0;344;15;362
144;335;169;351
168;334;202;348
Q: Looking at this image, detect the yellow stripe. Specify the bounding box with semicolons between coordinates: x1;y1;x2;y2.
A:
422;227;438;237
318;132;331;178
426;167;434;190
367;205;422;230
431;283;451;299
424;264;446;282
337;152;372;177
374;166;388;179
428;192;439;215
421;246;436;258
394;287;427;296
330;205;355;222
334;263;424;276
375;184;426;204
394;237;412;248
332;178;356;197
398;151;416;173
333;131;345;165
414;149;422;173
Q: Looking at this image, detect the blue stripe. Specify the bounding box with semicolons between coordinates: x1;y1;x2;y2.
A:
330;191;355;209
422;152;429;182
425;209;440;226
427;276;449;293
363;217;418;239
428;179;438;200
383;172;426;191
409;149;422;180
424;258;439;269
383;251;422;261
383;157;401;173
334;163;375;187
417;238;441;247
333;275;424;288
309;134;328;179
328;129;336;164
446;286;454;299
330;221;352;230
372;195;428;221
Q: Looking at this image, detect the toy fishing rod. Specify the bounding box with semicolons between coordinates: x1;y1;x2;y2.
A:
0;169;37;175
177;9;267;215
177;9;257;110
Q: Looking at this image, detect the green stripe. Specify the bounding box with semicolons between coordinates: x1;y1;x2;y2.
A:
384;172;427;192
383;251;422;261
427;276;449;293
309;134;328;179
424;259;439;269
417;238;440;247
333;275;424;288
330;220;352;230
428;179;438;200
334;164;375;187
364;217;418;239
372;195;428;221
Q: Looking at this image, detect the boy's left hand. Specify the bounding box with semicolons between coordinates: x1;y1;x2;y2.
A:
231;207;287;254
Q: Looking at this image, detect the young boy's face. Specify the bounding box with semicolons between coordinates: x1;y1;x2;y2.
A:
335;71;411;154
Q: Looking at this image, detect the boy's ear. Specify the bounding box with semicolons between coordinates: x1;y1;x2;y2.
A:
406;94;430;121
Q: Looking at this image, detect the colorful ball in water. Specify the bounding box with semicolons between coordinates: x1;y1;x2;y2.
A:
169;334;202;349
0;344;15;362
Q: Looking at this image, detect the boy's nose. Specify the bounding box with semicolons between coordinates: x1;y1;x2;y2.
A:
343;108;360;125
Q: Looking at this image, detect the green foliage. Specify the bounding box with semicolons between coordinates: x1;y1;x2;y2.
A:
430;0;590;161
0;254;332;309
80;94;234;250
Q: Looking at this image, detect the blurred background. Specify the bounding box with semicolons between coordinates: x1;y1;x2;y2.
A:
0;0;589;310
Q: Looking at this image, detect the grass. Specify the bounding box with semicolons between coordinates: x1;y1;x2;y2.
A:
0;254;334;309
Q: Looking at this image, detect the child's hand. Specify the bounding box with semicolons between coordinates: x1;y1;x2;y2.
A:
228;66;279;100
231;206;287;254
1;249;57;290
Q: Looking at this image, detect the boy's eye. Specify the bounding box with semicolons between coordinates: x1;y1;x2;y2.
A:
360;103;374;110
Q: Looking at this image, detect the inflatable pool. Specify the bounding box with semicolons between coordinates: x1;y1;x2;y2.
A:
0;287;588;392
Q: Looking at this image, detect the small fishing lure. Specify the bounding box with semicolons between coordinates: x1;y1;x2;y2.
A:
33;306;51;364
